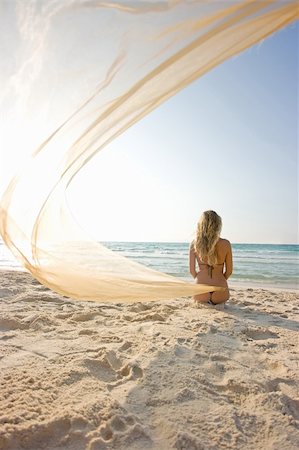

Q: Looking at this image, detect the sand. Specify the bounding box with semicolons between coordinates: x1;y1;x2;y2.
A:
0;269;298;450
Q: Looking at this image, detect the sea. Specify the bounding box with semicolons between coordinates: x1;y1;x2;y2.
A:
0;240;298;291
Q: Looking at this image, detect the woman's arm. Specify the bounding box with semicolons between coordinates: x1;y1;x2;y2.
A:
224;241;233;280
189;242;198;279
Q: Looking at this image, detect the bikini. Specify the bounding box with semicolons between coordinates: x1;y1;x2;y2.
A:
198;262;224;278
208;299;217;305
198;262;224;306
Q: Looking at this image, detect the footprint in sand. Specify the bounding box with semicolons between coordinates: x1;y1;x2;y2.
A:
123;312;166;323
82;357;117;382
118;363;143;380
280;395;299;420
27;316;58;331
70;312;99;322
263;377;296;393
174;345;193;359
210;354;230;362
0;332;17;341
257;342;278;350
78;329;98;336
82;349;143;385
176;337;190;345
118;341;133;352
175;387;196;402
105;350;122;370
15;417;72;450
173;431;202;450
106;360;144;391
0;317;28;331
54;312;74;319
219;378;256;395
99;335;123;343
0;288;15;298
243;328;279;341
265;359;289;375
87;414;148;450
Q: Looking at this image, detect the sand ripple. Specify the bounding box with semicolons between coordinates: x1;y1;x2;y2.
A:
0;270;298;450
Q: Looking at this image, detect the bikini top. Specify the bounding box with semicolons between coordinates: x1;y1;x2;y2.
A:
197;262;224;278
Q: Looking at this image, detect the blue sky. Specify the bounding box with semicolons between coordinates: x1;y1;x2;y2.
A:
68;21;298;244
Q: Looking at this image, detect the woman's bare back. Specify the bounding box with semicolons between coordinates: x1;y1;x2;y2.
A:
189;238;233;304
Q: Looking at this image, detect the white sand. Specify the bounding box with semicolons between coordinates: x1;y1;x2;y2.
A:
0;270;298;450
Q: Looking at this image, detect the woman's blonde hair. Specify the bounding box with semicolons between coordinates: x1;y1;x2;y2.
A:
193;210;222;266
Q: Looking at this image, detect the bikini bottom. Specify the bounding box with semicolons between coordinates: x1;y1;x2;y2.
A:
208;292;217;306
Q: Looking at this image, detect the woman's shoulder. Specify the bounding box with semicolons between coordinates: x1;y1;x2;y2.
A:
217;238;231;248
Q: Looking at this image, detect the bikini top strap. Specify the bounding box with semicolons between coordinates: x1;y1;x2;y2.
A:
197;262;224;278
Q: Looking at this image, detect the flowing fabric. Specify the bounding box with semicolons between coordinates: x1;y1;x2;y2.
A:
0;1;297;302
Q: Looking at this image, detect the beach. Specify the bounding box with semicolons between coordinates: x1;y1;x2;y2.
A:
1;1;298;448
0;269;298;450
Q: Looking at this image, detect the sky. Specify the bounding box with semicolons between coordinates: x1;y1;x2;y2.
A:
67;21;298;245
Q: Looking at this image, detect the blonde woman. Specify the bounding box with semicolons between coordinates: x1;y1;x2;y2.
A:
189;210;233;305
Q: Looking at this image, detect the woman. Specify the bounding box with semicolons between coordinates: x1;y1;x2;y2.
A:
189;210;233;305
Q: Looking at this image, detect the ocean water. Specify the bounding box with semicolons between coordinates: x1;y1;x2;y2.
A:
0;240;298;290
102;242;298;290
